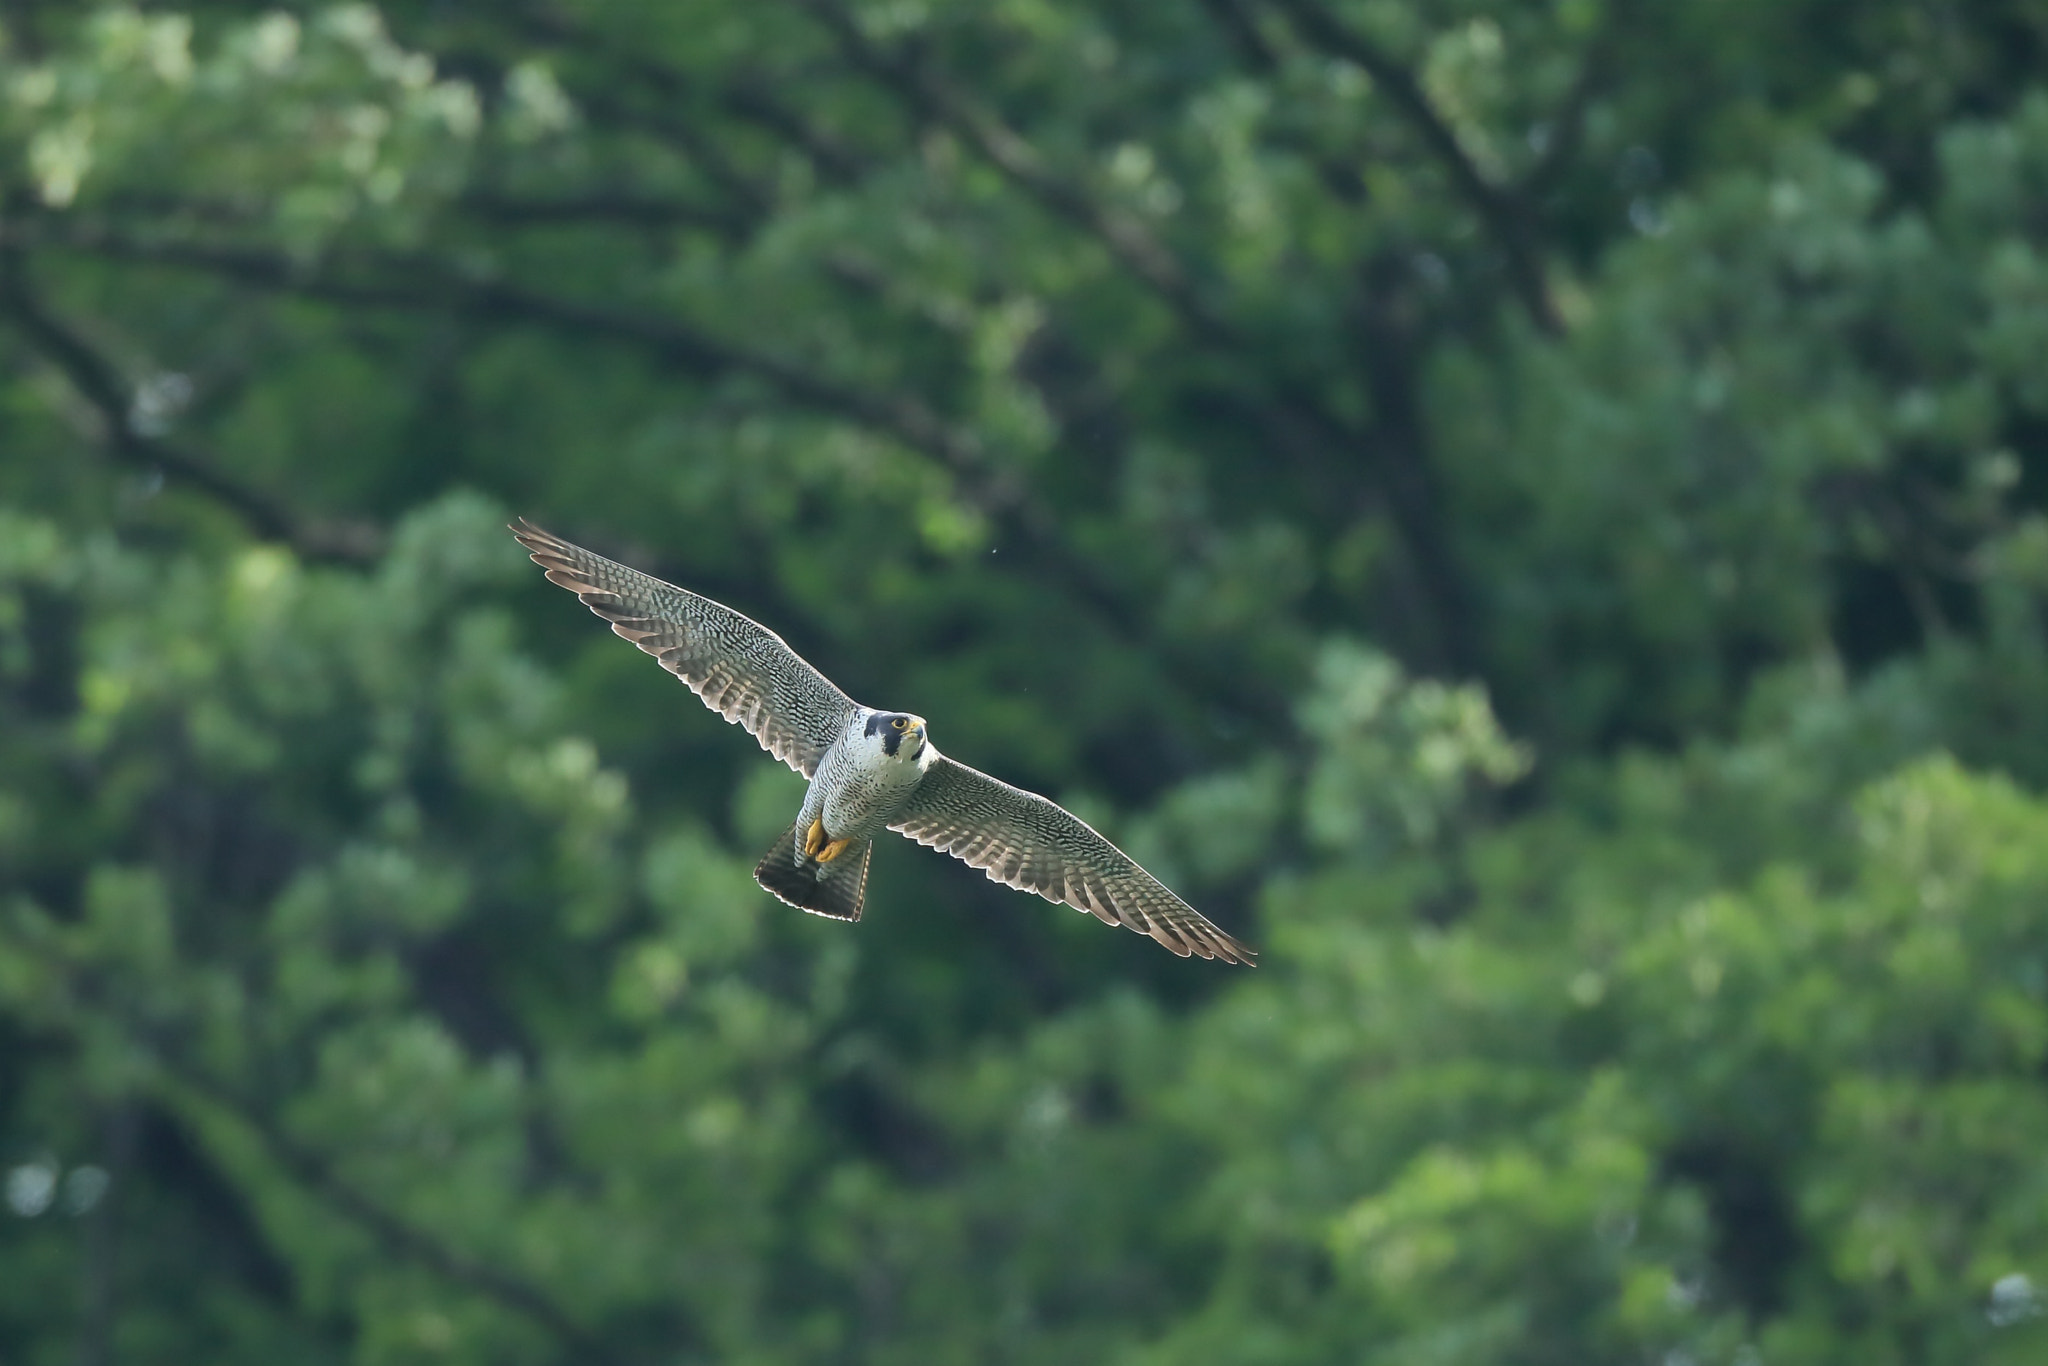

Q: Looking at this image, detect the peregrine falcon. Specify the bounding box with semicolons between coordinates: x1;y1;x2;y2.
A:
512;521;1255;964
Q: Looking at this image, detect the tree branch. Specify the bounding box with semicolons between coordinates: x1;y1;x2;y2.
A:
458;188;749;237
13;216;1305;722
18;221;1010;509
1347;251;1479;672
789;0;1236;349
75;1101;137;1366
499;3;875;190
522;0;1386;563
425;32;776;239
163;1063;630;1365
784;0;1484;670
1267;0;1562;335
0;920;637;1362
0;249;380;562
1524;0;1635;200
1199;0;1379;204
0;0;46;60
1199;0;1281;72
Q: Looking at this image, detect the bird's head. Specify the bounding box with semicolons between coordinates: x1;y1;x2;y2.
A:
863;710;929;762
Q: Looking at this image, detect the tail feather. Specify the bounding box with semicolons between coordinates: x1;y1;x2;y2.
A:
753;821;871;922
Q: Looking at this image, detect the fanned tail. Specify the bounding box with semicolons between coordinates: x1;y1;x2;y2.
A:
753;821;871;922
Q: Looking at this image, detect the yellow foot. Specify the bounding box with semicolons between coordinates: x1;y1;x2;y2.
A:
817;836;854;863
803;818;828;858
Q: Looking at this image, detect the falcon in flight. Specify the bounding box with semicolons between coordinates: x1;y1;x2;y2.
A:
512;521;1254;964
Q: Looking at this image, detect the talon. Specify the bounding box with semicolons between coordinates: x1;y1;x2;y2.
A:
818;836;854;863
803;818;828;858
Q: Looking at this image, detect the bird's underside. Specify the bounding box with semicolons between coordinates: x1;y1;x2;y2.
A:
752;817;872;923
511;519;1255;964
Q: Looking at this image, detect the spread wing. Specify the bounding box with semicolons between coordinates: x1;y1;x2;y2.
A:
512;520;857;777
890;756;1256;964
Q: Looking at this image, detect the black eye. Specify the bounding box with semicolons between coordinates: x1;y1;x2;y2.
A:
891;717;907;730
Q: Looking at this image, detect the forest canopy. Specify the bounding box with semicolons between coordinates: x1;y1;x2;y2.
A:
2;3;2046;1363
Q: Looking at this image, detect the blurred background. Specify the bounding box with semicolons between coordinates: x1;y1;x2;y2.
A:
2;2;2047;1362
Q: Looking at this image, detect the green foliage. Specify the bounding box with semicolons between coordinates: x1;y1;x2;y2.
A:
1138;751;2048;1365
2;2;2046;1363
